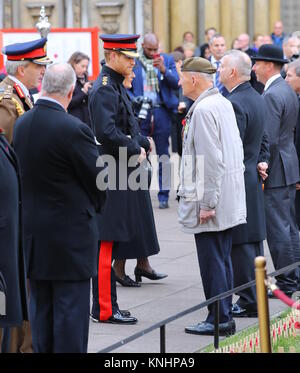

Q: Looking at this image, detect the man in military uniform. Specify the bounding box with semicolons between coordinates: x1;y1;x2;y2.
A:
0;37;51;144
89;34;150;324
0;38;51;353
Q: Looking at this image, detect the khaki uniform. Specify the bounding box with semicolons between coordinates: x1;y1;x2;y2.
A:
0;76;33;353
0;76;33;144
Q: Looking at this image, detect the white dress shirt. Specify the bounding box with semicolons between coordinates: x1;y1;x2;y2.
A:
264;74;281;92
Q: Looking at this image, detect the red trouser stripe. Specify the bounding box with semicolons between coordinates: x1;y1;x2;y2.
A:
98;241;113;321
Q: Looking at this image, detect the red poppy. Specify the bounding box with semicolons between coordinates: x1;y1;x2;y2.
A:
182;118;187;127
295;322;300;329
0;128;5;135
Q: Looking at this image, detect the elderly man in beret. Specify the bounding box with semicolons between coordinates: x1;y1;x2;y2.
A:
253;44;300;295
178;57;246;336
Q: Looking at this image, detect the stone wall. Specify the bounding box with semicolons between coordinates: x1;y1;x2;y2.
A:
0;0;289;52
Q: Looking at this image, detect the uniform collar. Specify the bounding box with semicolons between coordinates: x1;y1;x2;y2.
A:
102;65;124;85
8;75;30;98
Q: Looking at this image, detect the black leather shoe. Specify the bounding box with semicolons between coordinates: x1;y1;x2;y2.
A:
90;310;132;322
185;320;236;336
232;303;258;318
120;310;131;317
115;275;141;288
134;267;168;282
159;201;169;209
101;310;138;325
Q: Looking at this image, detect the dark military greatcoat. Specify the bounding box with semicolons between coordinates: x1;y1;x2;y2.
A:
0;132;28;328
89;65;160;259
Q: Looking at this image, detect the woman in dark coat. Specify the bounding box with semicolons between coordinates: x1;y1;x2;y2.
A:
67;52;93;128
0;129;28;352
111;72;168;287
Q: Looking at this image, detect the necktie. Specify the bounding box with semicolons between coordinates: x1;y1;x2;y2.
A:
214;61;223;93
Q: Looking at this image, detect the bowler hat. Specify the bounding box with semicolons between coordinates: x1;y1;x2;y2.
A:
181;57;216;74
252;44;289;64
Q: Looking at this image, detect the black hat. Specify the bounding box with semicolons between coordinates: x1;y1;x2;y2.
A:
252;44;289;65
100;34;140;58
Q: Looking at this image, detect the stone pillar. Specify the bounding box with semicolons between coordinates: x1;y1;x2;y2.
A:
220;0;231;46
96;1;124;34
135;0;144;36
205;0;220;32
143;0;153;34
81;0;89;28
269;0;281;33
230;0;247;39
3;0;13;28
0;0;3;28
22;1;57;28
198;0;205;44
65;0;73;28
153;0;169;52
220;0;247;48
73;0;81;27
170;0;197;52
254;0;269;35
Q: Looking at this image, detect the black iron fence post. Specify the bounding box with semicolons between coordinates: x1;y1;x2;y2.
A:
214;300;220;350
160;325;166;353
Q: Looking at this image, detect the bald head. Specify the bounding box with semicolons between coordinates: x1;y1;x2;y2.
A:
142;33;160;59
274;21;284;37
238;33;250;51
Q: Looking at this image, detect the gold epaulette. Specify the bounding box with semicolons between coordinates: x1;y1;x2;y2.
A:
3;85;13;99
12;97;25;116
0;85;25;116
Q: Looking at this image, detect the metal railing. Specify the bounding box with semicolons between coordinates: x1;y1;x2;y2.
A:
97;261;300;353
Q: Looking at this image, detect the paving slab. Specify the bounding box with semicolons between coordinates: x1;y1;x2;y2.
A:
88;191;290;353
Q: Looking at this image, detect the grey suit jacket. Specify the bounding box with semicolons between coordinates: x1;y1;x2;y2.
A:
263;77;299;188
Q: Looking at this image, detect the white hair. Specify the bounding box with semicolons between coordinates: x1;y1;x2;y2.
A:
288;59;300;77
224;49;252;79
5;60;29;76
42;62;76;97
186;71;214;83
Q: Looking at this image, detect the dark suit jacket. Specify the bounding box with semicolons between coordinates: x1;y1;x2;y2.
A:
263;77;300;188
130;53;179;112
0;134;28;327
13;99;104;281
294;97;300;228
227;82;267;244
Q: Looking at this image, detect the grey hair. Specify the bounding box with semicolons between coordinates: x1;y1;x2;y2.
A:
186;71;214;83
42;62;76;97
224;49;252;79
5;60;29;76
283;35;299;46
199;72;214;83
288;58;300;77
209;33;225;46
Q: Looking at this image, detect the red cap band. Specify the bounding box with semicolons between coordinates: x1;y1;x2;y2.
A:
103;42;137;50
7;47;46;61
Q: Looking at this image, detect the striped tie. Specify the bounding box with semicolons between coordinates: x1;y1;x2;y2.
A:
214;61;223;92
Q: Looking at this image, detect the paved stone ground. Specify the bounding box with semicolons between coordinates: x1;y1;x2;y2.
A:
87;185;288;353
